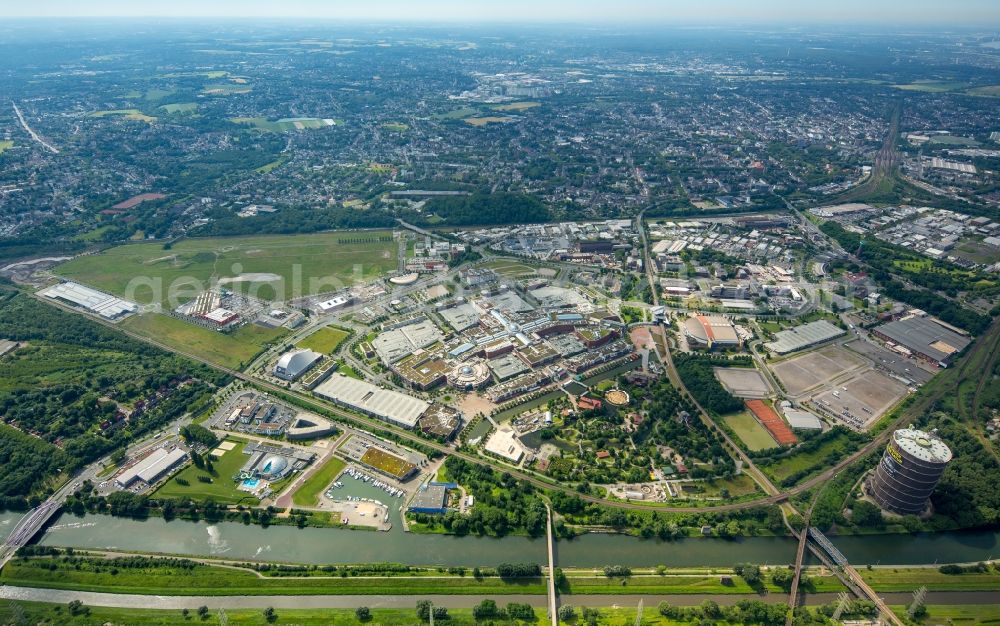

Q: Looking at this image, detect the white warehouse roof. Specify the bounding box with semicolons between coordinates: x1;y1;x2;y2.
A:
314;373;429;428
39;281;138;320
116;447;187;488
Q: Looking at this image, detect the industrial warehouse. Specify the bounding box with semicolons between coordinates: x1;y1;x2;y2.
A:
871;314;971;366
39;281;138;321
114;447;188;489
764;320;845;354
315;374;430;428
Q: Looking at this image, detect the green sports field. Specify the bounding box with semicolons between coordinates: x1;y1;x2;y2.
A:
55;231;398;305
722;412;778;451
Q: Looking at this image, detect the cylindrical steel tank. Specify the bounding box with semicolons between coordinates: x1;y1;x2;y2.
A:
868;428;952;515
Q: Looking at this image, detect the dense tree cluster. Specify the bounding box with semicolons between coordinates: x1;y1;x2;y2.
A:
658;598;788;626
924;411;1000;528
673;354;744;415
0;293;226;501
180;424;218;449
0;424;72;509
422;192;550;226
410;457;548;537
551;489;785;538
191;205;398;237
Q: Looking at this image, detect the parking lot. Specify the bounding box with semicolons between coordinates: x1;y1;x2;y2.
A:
714;367;772;398
844;338;935;386
811;370;908;430
770;344;866;396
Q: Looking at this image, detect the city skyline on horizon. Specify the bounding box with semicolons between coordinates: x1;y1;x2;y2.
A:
2;0;1000;26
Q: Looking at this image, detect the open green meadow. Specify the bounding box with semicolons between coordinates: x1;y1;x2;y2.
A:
55;231;398;305
433;106;480;120
482;259;539;278
492;101;541;111
0;140;13;154
291;455;346;507
159;102;199;114
203;83;252;95
967;84;1000;97
297;326;351;354
892;81;968;93
88;109;157;123
232;117;336;132
0;558;547;597
153;438;259;504
464;116;515;126
722;412;779;452
122;313;287;370
762;431;855;484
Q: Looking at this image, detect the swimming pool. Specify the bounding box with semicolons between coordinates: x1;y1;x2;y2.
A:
242;478;260;489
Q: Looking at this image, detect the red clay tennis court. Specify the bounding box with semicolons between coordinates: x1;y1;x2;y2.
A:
745;399;798;445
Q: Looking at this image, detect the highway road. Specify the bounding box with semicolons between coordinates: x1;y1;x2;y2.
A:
12;101;59;154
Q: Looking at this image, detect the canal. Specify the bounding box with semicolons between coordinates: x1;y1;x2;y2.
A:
4;511;996;568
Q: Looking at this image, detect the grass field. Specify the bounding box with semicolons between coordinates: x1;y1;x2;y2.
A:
55;231;398;305
482;259;539;278
0;140;13;154
0;603;556;626
153;439;259;505
72;225;113;242
291;455;347;507
0;558;546;596
860;566;1000;592
893;81;966;93
122;313;287;370
359;448;416;479
297;326;351;354
255;155;289;174
927;134;980;146
158;102;198;114
762;431;854;484
463;116;515;126
433;106;480;120
203;83;252;95
88;109;157;123
492;102;540;111
689;473;761;498
232;117;335;132
895;604;1000;624
722;412;779;451
967;84;1000;97
381;122;409;131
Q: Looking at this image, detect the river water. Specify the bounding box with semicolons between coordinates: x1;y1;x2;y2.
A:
2;509;996;568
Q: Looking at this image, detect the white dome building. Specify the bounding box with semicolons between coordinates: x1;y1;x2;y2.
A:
273;349;322;381
257;454;290;480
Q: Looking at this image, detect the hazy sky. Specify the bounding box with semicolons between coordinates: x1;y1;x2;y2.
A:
3;0;999;25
